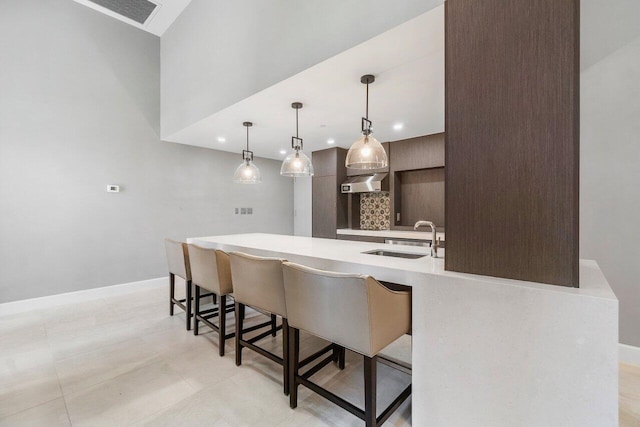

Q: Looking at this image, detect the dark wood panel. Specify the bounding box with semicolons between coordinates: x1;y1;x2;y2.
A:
396;168;445;228
335;149;349;230
337;235;386;244
312;148;337;177
311;147;348;239
389;133;444;172
346;142;390;176
347;193;362;230
444;0;579;286
312;175;337;238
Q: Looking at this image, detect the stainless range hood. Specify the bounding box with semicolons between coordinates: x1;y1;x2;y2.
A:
341;173;389;193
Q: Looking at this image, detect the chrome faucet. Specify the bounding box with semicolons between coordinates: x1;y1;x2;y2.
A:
414;221;439;258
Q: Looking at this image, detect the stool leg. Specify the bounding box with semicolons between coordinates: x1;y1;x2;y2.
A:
271;314;277;337
185;280;192;331
364;355;377;427
235;302;243;366
283;318;289;396
219;295;226;357
169;273;175;316
289;327;300;409
339;346;346;370
193;284;200;336
213;293;217;305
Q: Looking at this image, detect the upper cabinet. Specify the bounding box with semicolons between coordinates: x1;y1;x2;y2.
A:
311;148;348;238
390;133;444;172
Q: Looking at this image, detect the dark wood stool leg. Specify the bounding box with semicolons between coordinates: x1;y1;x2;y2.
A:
193;284;200;336
212;293;217;305
219;295;226;357
271;314;277;337
339;346;346;370
283;318;290;396
235;302;243;366
364;355;377;427
185;279;192;331
169;273;175;315
289;327;300;409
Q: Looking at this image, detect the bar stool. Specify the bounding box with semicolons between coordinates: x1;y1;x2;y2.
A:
283;262;412;427
230;252;340;396
164;239;195;330
188;244;236;356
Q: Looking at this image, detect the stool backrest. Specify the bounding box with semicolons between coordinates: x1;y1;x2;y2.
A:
282;262;411;358
187;245;233;296
229;252;287;318
164;239;191;281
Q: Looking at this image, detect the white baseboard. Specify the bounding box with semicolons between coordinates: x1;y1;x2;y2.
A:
620;343;640;367
0;277;168;317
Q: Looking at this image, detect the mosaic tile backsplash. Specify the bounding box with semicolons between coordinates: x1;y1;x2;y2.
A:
360;192;391;230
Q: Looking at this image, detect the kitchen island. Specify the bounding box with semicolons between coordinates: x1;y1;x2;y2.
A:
188;233;618;426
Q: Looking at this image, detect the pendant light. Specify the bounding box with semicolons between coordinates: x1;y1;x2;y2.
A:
280;102;314;177
233;122;261;184
345;74;388;170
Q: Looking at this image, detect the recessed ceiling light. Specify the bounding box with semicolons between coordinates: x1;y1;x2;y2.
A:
327;139;335;145
217;137;226;143
279;149;287;155
393;123;404;131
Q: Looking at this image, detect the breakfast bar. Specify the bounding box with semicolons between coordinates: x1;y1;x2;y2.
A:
188;233;618;426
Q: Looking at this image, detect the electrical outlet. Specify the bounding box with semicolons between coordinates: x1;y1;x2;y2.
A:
235;208;239;214
107;185;120;193
241;208;247;215
247;207;253;215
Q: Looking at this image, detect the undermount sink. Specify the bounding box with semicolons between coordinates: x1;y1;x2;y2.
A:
362;250;426;259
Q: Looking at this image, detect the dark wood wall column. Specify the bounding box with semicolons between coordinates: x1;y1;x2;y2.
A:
444;0;580;286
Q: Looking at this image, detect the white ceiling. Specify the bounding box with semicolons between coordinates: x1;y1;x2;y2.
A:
73;0;191;36
164;5;445;161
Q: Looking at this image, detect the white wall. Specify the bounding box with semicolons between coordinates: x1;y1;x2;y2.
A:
0;0;293;303
160;0;442;138
580;2;640;347
293;175;312;237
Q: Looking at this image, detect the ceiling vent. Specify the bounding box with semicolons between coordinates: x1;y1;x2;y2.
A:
87;0;158;24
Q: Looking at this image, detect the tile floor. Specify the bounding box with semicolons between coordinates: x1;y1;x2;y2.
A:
0;283;638;426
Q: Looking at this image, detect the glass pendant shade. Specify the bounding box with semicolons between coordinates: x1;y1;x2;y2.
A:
281;101;313;178
233;159;262;184
281;150;314;177
345;133;388;169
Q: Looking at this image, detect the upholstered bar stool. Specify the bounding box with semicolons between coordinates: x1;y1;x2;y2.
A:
283;262;412;427
164;239;196;330
188;244;236;356
229;252;290;393
230;252;340;395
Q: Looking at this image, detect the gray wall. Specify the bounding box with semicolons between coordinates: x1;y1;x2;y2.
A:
160;0;443;138
0;0;293;303
581;0;640;347
293;175;312;237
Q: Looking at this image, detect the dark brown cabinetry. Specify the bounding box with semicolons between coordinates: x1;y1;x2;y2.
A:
390;134;444;171
337;235;385;244
390;133;445;230
311;148;348;239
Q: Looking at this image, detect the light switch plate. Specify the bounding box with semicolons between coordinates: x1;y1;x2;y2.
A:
107;185;120;193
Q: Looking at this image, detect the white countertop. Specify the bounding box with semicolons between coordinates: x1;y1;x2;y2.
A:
337;228;445;241
187;233;614;299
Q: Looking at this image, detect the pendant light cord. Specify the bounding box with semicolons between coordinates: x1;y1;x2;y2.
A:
246;125;249;152
365;82;369;120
